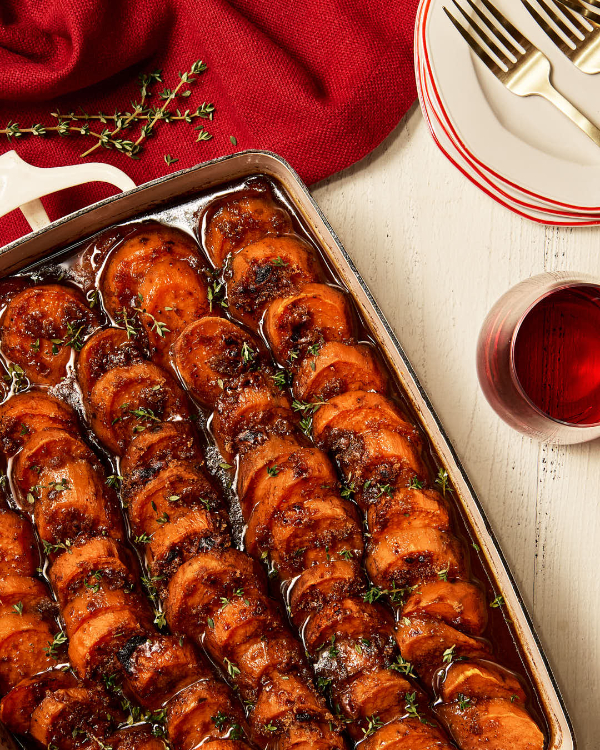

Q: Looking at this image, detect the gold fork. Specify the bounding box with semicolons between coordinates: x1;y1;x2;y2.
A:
556;0;600;26
444;0;600;146
521;0;600;74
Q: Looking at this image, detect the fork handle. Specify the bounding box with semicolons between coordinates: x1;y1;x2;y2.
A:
536;79;600;148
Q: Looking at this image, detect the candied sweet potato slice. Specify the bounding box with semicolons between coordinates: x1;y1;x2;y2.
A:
251;670;329;737
174;317;266;408
437;697;544;750
127;460;221;536
312;390;417;449
264;283;354;364
293;341;386;401
101;222;205;318
119;634;203;709
50;538;138;607
89;362;190;454
367;488;449;536
441;660;526;704
226;235;321;330
366;528;466;590
0;613;56;693
30;686;115;749
121;421;201;484
0;669;76;735
147;507;230;584
166;549;267;638
402;580;488;636
0;508;39;576
288;561;365;627
62;588;152;638
396;616;490;683
204;184;293;267
279;721;347;750
212;369;296;462
137;258;213;369
0;575;50;618
107;726;169;750
77;327;145;401
68;608;153;680
1;284;97;385
274;536;365;580
303;598;395;654
360;717;453;750
0;390;77;456
167;678;247;750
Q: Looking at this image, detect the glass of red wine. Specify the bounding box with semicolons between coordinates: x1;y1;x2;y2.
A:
477;272;600;444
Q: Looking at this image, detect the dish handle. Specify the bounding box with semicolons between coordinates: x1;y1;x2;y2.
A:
0;151;136;232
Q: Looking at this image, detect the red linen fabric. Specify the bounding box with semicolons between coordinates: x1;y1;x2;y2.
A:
0;0;418;246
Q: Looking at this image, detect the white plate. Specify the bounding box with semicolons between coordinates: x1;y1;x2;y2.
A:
421;0;600;210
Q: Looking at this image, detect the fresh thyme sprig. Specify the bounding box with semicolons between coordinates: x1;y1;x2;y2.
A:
1;60;215;161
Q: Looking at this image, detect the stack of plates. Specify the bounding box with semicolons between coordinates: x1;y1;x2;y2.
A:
415;0;600;225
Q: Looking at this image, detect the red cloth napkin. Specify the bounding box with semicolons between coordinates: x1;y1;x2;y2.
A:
0;0;418;247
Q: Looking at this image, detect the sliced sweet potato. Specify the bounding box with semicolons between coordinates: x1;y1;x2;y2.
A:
251;670;329;738
30;686;116;749
62;588;152;638
199;743;251;750
312;390;416;448
0;668;77;735
288;561;365;627
367;488;449;536
237;436;335;520
279;721;347;750
68;608;153;680
437;697;544;750
1;284;97;385
127;460;221;536
0;508;39;576
402;580;488;636
293;342;387;401
333;669;413;738
360;717;453;750
76;327;145;402
203;184;293;267
0;575;50;618
147;507;230;584
89;362;190;454
252;494;363;579
101;221;205;318
204;593;283;669
395;615;491;684
330;429;425;506
0;390;77;456
212;369;296;463
231;629;306;699
275;536;365;581
303;598;394;655
119;634;203;709
165;549;267;639
174;317;266;408
166;678;247;750
121;421;201;486
226;235;321;330
264;283;354;364
441;660;526;704
49;538;138;607
107;726;169;750
137;258;213;369
366;528;466;590
0;612;56;693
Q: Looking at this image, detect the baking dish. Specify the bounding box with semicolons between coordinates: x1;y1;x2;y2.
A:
0;148;575;750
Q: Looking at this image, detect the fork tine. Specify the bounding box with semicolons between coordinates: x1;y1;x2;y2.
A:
477;0;528;47
521;0;572;49
556;0;600;26
537;0;588;38
556;0;594;33
451;0;513;64
461;0;522;55
443;6;502;73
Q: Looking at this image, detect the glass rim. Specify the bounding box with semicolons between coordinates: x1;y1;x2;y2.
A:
509;280;600;430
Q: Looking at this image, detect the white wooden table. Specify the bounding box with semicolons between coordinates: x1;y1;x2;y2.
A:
313;102;598;748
